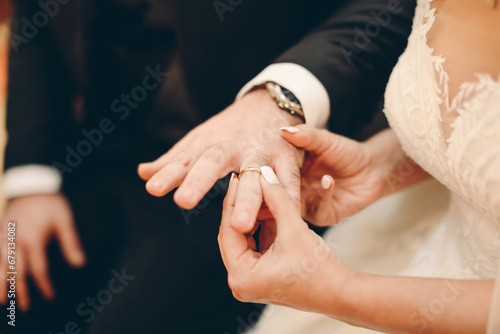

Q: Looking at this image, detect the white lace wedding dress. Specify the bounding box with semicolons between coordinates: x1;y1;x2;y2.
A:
251;0;500;332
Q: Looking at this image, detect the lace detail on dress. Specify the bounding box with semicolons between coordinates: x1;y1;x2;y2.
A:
383;0;500;279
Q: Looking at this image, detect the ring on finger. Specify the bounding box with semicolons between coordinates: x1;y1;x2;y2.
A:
238;167;262;180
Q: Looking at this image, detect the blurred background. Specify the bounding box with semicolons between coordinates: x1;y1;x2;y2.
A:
0;0;10;212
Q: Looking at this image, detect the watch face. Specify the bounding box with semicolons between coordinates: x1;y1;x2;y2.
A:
280;86;301;105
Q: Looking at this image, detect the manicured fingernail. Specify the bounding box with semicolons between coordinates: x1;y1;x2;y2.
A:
230;172;236;183
321;175;332;190
260;166;279;184
280;126;300;133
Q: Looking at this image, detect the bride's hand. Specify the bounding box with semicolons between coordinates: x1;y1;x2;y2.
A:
219;169;494;333
218;167;351;310
280;125;418;226
279;125;388;226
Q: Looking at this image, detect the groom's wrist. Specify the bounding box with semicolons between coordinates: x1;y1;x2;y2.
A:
239;88;304;127
236;63;330;128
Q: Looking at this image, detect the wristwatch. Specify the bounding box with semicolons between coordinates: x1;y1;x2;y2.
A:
265;82;305;122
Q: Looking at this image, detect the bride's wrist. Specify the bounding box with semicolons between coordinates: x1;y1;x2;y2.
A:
320;264;385;328
305;257;360;317
363;129;420;197
373;150;430;197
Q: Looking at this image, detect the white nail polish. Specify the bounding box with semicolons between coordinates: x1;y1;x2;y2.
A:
230;172;236;183
280;126;300;134
321;175;332;190
260;166;280;184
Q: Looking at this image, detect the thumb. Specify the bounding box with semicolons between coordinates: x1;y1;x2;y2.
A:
259;166;302;235
281;125;340;155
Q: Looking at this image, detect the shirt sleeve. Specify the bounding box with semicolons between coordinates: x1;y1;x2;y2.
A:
3;165;62;199
236;63;330;129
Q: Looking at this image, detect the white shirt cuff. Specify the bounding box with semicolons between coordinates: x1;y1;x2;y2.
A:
236;63;330;128
3;164;62;199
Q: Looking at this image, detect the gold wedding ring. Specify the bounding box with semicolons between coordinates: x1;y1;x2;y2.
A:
238;167;262;180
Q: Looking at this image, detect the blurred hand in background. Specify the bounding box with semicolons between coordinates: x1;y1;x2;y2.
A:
0;194;86;311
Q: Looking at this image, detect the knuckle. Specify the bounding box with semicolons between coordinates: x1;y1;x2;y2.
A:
231;290;246;302
204;143;230;163
155;168;171;179
242;149;269;168
172;150;196;168
227;275;248;297
202;150;224;165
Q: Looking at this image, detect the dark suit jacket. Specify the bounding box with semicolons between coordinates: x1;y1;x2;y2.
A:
5;0;415;177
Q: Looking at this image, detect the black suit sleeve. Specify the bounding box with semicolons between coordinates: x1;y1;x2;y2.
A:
5;2;75;170
274;0;415;136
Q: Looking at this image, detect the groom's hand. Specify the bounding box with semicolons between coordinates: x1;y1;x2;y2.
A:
138;88;304;233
